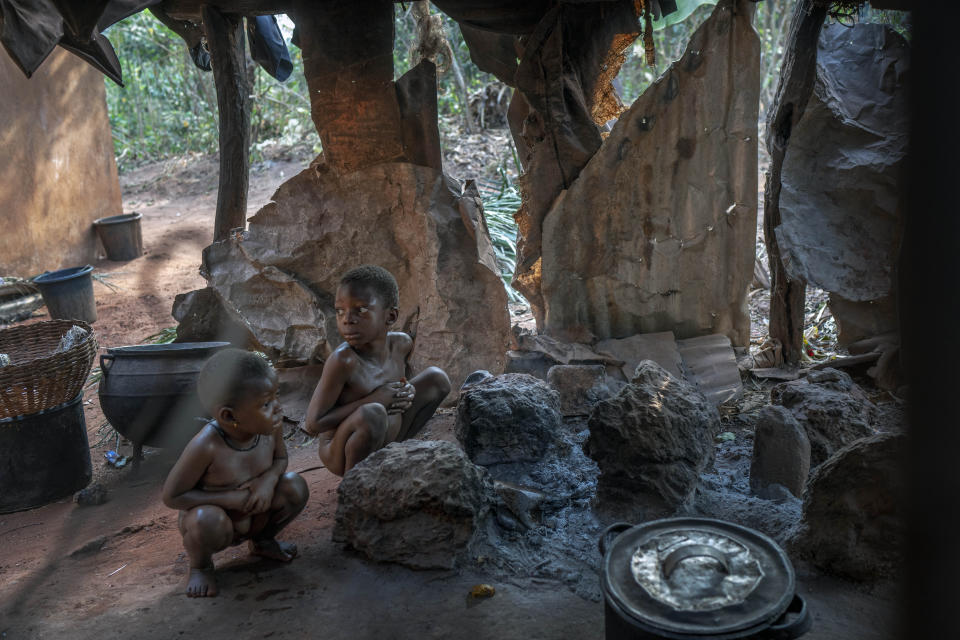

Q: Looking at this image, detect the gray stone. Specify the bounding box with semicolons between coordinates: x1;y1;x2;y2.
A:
455;373;562;466
777;24;909;342
586;360;719;510
74;483;108;507
749;405;811;499
275;363;323;423
771;368;876;467
677;333;743;406
516;334;623;369
333;440;493;570
546;364;614;417
493;480;545;530
504;349;555;380
182;161;511;394
460;369;493;391
538;0;759;346
595;332;682;380
789;432;905;581
171;286;257;349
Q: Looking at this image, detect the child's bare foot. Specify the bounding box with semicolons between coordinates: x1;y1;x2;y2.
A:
186;566;218;597
249;538;298;562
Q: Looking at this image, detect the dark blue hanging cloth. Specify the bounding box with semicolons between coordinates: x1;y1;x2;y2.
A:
247;15;292;82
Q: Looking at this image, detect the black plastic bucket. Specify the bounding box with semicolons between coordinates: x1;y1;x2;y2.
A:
33;265;97;323
93;212;143;261
0;393;92;513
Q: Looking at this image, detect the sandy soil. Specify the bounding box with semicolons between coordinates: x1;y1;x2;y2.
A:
0;146;902;639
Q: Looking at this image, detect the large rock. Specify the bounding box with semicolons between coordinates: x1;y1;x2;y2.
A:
333;440;493;569
183;160;511;391
538;0;759;345
586;360;719;510
771;368;876;467
789;432;905;580
777;24;909;344
455;373;562;467
749;405;811;499
171;286;257;348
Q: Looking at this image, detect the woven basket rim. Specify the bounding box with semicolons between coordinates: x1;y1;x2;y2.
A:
0;319;95;365
0;320;98;419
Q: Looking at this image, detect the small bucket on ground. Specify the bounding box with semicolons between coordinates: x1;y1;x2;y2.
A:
93;212;143;261
33;265;97;323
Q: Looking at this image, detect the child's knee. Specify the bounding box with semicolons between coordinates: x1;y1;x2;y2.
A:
360;402;388;421
184;506;233;548
359;402;388;432
423;367;451;398
277;472;309;508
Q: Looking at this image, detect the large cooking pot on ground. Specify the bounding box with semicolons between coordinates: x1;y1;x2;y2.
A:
97;342;230;465
599;518;811;640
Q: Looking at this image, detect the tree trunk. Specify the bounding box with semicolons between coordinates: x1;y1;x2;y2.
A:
203;5;250;242
763;0;826;362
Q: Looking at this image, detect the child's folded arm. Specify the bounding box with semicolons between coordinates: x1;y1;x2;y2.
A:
162;430;249;512
165;487;250;513
302;385;397;435
239;435;289;513
301;350;395;435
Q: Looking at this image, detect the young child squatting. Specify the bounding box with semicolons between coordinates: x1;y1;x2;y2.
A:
301;265;451;476
162;348;308;597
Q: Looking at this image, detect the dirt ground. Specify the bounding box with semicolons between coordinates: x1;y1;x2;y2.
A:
0;146;902;639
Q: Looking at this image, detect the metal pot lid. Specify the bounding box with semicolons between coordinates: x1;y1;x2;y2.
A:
601;517;796;637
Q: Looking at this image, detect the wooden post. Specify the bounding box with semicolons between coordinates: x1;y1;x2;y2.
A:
762;0;826;362
203;4;250;242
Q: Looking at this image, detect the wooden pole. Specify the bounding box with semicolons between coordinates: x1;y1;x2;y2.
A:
203;4;250;242
762;0;826;362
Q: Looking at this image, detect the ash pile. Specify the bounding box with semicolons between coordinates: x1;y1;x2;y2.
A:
334;356;904;594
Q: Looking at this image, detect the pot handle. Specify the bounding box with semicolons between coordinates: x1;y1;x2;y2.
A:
765;594;812;639
599;522;633;556
100;353;114;373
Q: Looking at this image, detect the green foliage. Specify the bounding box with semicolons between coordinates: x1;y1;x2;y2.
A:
479;176;524;304
103;12;317;172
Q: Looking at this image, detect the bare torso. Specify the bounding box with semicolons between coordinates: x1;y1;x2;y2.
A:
198;424;276;491
334;332;408;439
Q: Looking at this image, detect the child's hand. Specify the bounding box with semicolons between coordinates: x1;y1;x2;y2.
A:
372;381;404;408
221;489;251;513
239;475;277;515
387;381;415;415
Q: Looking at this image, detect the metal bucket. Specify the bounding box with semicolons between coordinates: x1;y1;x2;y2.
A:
599;518;811;640
0;393;92;513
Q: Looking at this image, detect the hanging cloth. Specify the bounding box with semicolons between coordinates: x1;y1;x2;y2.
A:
247;15;292;82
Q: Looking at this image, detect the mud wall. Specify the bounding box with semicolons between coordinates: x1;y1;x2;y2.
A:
0;48;122;276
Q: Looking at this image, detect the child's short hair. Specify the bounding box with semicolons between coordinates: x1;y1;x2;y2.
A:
197;348;274;413
339;265;399;309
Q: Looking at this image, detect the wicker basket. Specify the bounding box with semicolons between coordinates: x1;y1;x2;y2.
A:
0;320;98;420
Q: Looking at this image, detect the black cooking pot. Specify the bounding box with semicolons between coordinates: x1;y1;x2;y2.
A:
97;342;230;460
599;518;811;640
